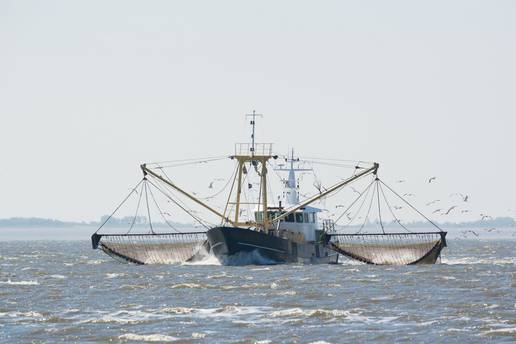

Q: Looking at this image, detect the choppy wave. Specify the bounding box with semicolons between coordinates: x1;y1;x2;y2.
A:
49;274;67;279
119;333;178;342
442;257;516;265
0;279;39;285
482;327;516;336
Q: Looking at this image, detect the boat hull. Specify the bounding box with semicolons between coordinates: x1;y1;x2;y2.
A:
206;226;339;265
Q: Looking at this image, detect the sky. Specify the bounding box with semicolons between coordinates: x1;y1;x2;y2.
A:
1;0;515;223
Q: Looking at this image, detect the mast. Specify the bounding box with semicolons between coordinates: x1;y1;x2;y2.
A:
227;111;275;230
270;163;379;225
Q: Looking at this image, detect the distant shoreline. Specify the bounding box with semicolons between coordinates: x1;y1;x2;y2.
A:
0;217;514;229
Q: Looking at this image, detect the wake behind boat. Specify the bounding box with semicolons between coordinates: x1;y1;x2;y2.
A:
92;112;447;265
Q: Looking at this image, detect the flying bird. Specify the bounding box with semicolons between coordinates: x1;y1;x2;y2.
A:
426;200;440;206
443;206;457;215
403;193;415;197
428;177;437;183
161;212;172;217
350;187;361;195
394;206;403;210
461;210;470;214
484;227;497;232
465;230;479;237
208;182;214;189
432;209;442;214
480;214;492;220
396;180;406;183
335;205;345;209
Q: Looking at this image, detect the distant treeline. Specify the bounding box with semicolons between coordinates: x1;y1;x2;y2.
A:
340;216;516;229
0;216;190;228
0;216;514;229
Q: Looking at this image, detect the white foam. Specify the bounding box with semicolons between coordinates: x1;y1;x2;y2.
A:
162;307;195;315
119;333;178;342
106;273;124;279
0;279;39;285
183;254;221;266
81;310;167;325
0;311;44;319
170;283;203;289
50;274;67;279
482;327;516;335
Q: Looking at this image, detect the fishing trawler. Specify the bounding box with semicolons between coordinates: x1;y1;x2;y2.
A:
92;112;447;266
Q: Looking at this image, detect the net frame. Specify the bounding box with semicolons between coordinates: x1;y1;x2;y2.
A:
91;232;208;265
327;231;447;265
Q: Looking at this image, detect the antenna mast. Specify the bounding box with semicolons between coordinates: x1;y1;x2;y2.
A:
246;110;263;157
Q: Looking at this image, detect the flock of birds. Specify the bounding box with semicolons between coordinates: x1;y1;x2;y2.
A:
327;175;511;238
140;171;513;238
393;176;504;238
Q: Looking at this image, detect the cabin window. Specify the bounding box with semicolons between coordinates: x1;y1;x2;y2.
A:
309;213;316;223
286;213;295;222
303;213;309;223
295;213;304;223
255;212;263;222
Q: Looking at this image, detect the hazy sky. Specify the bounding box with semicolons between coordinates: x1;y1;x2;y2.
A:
1;0;515;223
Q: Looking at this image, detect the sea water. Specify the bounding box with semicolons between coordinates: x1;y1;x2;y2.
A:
0;228;514;343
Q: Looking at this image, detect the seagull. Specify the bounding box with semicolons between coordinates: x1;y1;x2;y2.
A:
432;209;442;214
461;210;470;213
428;177;437;183
208;182;214;189
443;206;457;215
350;187;361;195
394;206;403;210
396;180;406;183
484;227;497;232
480;214;492;220
426;200;440;206
403;193;415;197
465;230;479;237
335;205;345;209
345;213;352;221
161;212;172;217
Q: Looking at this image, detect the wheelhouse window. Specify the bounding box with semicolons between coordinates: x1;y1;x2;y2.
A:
286;213;295;222
295;213;304;223
255;212;263;222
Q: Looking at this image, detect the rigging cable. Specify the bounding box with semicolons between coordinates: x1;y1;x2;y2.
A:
143;180;155;234
146;155;228;166
333;178;375;226
356;180;377;234
94;179;144;234
151;166;212;225
126;181;145;234
378;182;413;233
376;180;385;234
379;179;444;232
146;182;181;233
146;177;211;230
